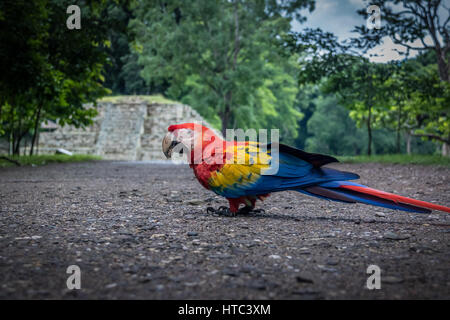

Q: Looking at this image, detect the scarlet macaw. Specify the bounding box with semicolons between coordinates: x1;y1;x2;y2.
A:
162;123;450;216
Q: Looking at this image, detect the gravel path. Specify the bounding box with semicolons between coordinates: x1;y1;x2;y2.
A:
0;161;449;299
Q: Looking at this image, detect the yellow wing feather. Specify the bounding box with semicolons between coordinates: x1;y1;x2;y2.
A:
208;142;271;194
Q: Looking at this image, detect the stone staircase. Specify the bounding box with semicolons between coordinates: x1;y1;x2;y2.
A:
37;96;219;160
96;101;146;160
38;103;103;155
138;103;220;160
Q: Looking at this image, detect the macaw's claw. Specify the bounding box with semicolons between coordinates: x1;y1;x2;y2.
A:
238;206;266;215
206;206;236;217
206;206;265;217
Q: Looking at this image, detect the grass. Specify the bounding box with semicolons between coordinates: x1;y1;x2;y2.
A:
338;154;450;166
98;94;179;105
0;154;102;168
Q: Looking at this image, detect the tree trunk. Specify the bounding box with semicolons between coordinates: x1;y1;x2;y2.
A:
435;49;449;82
13;115;23;155
367;105;372;156
13;133;23;155
221;112;229;138
24;135;28;156
30;103;43;156
443;142;449;157
219;0;239;138
396;104;402;153
36;130;40;155
221;92;232;137
0;98;3;127
13;130;28;155
9;103;14;156
406;131;412;155
443;132;450;157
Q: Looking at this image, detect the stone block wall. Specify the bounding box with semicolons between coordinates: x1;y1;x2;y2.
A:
37;96;219;160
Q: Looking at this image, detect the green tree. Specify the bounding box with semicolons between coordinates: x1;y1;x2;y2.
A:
293;85;319;149
130;0;314;136
333;60;393;156
353;0;449;82
102;0;150;95
0;0;49;131
0;0;117;155
405;62;450;154
305;94;365;156
376;52;449;155
353;1;450;155
295;42;393;155
290;25;449;156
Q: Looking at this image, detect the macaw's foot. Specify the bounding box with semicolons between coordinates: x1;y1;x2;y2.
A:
238;206;266;215
206;206;236;217
206;206;265;217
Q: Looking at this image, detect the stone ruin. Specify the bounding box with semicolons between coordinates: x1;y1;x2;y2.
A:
37;96;219;160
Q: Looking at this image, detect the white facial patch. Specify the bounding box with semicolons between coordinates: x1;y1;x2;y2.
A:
174;129;194;150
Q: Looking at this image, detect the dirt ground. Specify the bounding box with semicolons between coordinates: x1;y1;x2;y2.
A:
0;161;449;299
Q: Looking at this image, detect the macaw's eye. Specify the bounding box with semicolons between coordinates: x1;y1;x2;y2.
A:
170;140;185;154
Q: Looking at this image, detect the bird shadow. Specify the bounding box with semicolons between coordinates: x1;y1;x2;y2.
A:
194;208;450;228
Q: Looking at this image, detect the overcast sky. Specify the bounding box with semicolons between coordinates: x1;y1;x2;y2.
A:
291;0;422;63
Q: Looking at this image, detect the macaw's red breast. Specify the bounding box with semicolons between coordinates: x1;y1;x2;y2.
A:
191;162;225;190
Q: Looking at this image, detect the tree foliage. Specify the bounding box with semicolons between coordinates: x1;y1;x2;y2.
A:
290;20;448;156
0;0;117;155
352;0;450;82
0;0;446;159
130;0;314;136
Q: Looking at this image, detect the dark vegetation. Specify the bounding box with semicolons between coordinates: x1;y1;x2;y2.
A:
0;0;448;159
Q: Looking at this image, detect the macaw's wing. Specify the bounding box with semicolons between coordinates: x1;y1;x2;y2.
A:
207;142;270;198
207;142;359;198
268;142;338;168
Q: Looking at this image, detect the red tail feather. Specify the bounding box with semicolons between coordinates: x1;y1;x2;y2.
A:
341;185;450;213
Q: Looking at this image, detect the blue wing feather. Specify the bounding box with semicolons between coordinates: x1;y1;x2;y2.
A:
215;151;359;198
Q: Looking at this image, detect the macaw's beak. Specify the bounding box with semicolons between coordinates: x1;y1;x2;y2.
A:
162;132;182;159
162;132;176;159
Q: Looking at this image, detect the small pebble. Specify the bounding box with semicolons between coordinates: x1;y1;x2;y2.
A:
384;232;410;240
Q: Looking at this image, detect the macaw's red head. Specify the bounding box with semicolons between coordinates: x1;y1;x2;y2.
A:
162;122;220;162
